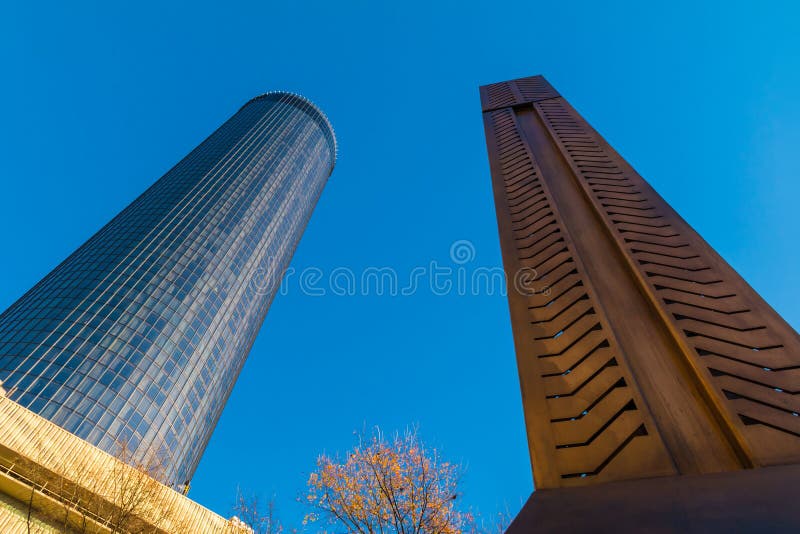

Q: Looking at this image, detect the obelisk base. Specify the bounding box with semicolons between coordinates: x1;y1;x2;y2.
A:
508;465;800;533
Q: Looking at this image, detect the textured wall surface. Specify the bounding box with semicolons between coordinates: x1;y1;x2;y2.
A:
0;491;60;534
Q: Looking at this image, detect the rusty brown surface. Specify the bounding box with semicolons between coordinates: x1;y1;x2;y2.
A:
506;463;800;533
480;75;800;492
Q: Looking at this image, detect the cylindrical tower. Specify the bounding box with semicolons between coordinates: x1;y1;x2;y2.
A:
0;92;336;485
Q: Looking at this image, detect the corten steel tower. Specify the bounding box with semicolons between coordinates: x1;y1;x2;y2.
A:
480;75;800;531
0;92;336;486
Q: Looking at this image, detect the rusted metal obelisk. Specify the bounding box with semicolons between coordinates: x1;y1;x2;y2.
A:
480;75;800;531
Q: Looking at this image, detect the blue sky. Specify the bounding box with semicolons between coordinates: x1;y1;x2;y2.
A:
1;0;799;527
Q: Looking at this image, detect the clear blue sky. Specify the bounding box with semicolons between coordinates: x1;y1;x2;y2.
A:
1;0;799;527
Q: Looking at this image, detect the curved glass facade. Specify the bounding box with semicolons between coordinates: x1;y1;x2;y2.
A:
0;92;336;485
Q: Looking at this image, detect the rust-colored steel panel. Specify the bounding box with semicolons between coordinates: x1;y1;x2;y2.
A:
480;75;800;492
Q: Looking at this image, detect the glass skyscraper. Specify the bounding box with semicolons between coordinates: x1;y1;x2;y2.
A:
0;92;336;485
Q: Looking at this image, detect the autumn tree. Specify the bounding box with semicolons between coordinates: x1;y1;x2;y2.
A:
304;428;473;534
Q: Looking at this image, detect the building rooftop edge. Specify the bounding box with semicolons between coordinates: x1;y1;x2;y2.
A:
243;91;338;168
